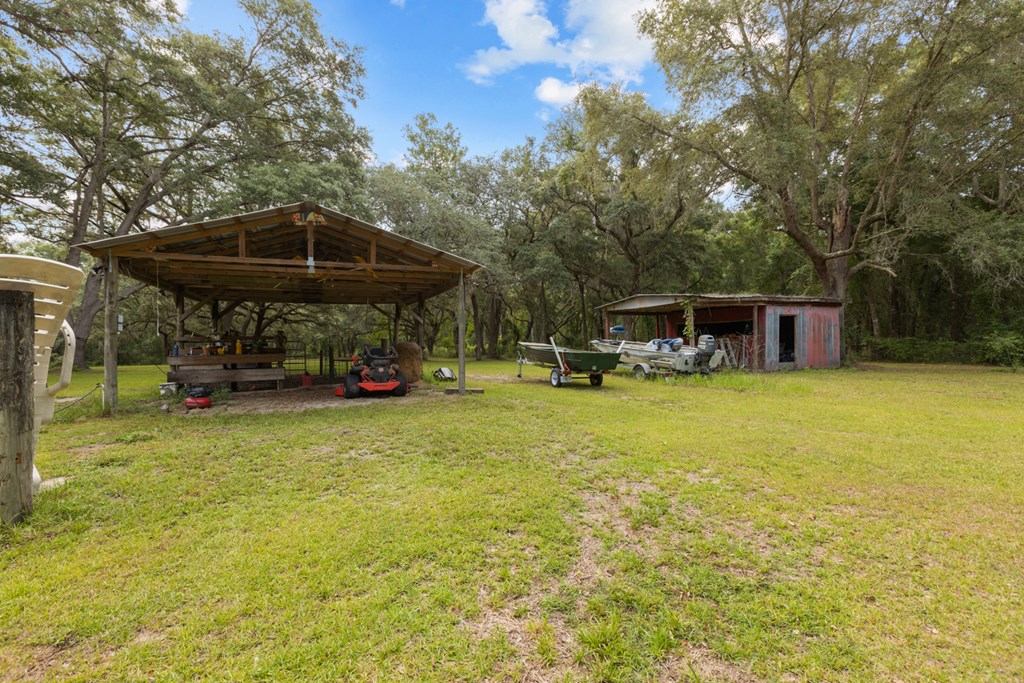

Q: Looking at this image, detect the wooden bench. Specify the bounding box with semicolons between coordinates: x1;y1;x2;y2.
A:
167;353;287;388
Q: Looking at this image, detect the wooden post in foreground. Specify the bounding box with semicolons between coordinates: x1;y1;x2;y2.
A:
0;290;35;524
457;270;466;396
103;253;119;413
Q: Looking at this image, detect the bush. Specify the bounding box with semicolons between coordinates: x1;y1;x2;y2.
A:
868;334;1024;367
867;337;984;364
978;331;1024;368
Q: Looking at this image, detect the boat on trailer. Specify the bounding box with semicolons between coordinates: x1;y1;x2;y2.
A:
517;339;622;387
590;335;725;378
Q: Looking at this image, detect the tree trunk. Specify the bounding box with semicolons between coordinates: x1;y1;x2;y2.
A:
577;279;588;342
471;291;483;361
487;295;501;359
71;271;105;369
536;282;547;343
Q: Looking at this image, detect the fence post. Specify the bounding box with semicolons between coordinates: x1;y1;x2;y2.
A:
1;290;35;524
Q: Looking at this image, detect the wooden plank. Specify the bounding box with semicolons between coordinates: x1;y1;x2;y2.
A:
238;228;246;257
167;353;286;366
167;368;285;383
0;290;35;524
103;254;118;413
445;387;483;395
457;270;466;396
119;251;457;273
108;216;287;253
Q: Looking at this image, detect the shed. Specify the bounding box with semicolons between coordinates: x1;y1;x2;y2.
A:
597;294;843;371
77;202;483;409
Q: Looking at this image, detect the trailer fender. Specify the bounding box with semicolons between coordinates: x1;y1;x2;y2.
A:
632;363;652;380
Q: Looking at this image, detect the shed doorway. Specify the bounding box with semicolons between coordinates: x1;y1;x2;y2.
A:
778;315;796;367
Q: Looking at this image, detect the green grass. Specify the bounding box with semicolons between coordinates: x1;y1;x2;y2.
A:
4;361;1023;681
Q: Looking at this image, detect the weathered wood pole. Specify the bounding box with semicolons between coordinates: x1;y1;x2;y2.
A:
457;270;466;396
415;297;426;349
1;290;35;524
392;304;402;348
103;253;119;413
174;286;185;342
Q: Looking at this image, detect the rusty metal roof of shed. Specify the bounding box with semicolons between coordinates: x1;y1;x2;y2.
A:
76;202;482;306
598;293;843;314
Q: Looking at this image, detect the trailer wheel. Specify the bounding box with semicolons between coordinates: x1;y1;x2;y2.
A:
589;373;603;386
633;364;649;380
550;368;563;387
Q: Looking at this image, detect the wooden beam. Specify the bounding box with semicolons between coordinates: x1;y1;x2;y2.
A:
107;216;287;254
0;289;35;524
238;228;247;257
175;286;185;341
369;238;376;265
103;253;119;412
392;304;402;348
457;270;466;396
168;368;285;384
183;294;215;321
118;251;458;273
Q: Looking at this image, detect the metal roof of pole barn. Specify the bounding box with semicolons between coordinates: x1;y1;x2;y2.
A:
598;293;843;314
76;202;483;305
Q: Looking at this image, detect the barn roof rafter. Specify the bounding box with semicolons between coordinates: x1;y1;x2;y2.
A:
76;202;482;306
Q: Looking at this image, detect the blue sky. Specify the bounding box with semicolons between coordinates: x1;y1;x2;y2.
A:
184;0;673;164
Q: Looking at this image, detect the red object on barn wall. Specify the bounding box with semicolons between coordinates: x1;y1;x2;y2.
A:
598;294;843;371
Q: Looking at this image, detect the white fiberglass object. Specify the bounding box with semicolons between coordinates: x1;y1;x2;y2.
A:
0;255;83;492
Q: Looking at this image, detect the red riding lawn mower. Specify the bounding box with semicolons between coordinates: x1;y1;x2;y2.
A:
336;346;409;399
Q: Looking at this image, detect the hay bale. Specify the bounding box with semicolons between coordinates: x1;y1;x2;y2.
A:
396;341;423;383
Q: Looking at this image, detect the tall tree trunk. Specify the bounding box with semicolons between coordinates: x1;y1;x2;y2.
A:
536;282;547;343
471;292;483;361
71;271;104;369
577;279;588;342
487;295;501;359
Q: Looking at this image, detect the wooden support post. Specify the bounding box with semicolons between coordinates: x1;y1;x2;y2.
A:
103;253;119;413
369;238;377;265
752;304;760;371
210;300;220;336
457;270;466;396
175;286;185;341
416;297;425;349
393;304;402;348
238;228;247;258
0;290;35;524
306;224;315;260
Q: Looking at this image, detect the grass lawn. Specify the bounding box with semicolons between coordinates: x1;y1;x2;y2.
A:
2;361;1022;681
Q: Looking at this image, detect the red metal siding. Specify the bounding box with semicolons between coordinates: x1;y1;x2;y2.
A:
621;302;841;371
762;305;840;370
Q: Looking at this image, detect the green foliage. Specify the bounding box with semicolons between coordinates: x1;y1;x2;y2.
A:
979;331;1024;368
867;338;984;364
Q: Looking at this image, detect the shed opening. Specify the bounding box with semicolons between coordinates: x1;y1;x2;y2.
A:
778;314;796;365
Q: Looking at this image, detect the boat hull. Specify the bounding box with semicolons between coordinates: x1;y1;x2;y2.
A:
590;339;710;374
517;342;621;373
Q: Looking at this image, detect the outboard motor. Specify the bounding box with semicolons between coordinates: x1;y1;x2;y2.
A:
696;335;716;356
695;335;718;374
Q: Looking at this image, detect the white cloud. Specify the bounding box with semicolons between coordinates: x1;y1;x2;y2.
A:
390;0;406;7
534;77;581;106
466;0;655;91
174;0;189;14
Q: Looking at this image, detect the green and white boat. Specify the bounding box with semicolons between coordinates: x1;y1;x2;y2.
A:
516;339;621;387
